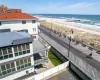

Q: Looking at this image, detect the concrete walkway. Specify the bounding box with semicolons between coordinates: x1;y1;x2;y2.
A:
44;69;79;80
37;59;54;73
39;26;100;62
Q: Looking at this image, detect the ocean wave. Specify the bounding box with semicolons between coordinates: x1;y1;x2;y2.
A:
94;23;100;26
33;14;100;26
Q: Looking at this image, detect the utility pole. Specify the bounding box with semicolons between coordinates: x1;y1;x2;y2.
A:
67;29;73;57
50;18;52;34
67;36;71;57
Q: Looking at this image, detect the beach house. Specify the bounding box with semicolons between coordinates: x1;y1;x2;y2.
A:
0;5;39;40
0;5;48;80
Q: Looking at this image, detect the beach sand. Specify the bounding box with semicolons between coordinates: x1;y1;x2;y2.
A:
38;17;100;51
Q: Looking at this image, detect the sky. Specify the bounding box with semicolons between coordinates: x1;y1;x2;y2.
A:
0;0;100;15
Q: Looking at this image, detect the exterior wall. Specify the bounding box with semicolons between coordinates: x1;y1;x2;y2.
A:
0;43;35;80
0;43;33;64
39;32;100;80
0;20;38;39
27;61;69;80
30;43;34;66
69;52;100;80
0;66;34;80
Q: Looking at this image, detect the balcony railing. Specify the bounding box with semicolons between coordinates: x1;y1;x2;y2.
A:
34;58;48;66
33;48;48;54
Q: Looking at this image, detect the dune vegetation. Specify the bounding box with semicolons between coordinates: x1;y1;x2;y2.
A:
39;20;100;52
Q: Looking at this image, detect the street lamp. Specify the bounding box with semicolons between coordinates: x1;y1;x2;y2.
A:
67;29;73;57
50;18;52;34
67;36;71;57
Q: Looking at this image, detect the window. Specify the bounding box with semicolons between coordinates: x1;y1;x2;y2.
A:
0;62;16;76
14;44;30;57
18;45;22;51
16;61;20;66
24;58;27;63
26;44;29;50
33;28;36;32
28;58;31;63
0;22;1;25
0;29;11;33
0;47;13;60
28;58;31;66
1;65;7;75
16;57;31;71
4;55;8;59
2;49;7;55
16;29;28;33
32;20;36;23
22;44;26;50
0;49;2;56
11;62;15;68
20;60;24;65
26;44;30;53
22;21;26;24
6;64;10;69
21;30;28;33
32;36;36;39
8;48;12;53
14;46;17;52
1;65;6;71
20;60;24;68
14;46;18;56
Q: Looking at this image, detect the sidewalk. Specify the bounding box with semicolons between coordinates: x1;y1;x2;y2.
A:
50;31;100;62
44;69;78;80
37;59;54;73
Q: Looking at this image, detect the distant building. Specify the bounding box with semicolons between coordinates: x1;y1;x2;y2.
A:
0;5;39;40
0;5;21;14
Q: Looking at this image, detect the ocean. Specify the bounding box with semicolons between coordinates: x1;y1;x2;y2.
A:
31;14;100;26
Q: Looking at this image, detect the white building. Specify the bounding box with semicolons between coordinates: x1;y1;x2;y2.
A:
0;32;34;80
0;20;39;39
0;30;48;80
0;5;39;40
0;5;48;80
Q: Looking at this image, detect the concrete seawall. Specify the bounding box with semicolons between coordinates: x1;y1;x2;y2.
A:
39;27;100;80
50;47;91;80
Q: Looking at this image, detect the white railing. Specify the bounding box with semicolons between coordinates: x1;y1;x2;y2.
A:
28;61;69;80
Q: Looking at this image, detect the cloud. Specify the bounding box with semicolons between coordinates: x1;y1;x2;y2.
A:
29;2;100;14
66;2;95;9
1;0;99;14
58;2;99;14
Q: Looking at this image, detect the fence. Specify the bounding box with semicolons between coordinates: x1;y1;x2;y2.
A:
28;61;69;80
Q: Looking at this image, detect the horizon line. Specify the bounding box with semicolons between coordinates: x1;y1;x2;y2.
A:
29;13;100;15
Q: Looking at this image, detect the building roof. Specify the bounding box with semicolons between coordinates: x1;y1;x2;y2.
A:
0;31;33;47
0;13;37;21
33;40;45;51
0;5;8;10
33;40;48;54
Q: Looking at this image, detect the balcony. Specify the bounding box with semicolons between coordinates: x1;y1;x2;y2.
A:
33;39;49;66
33;52;48;66
33;40;49;54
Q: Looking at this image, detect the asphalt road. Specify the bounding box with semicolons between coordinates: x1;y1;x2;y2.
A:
39;26;100;72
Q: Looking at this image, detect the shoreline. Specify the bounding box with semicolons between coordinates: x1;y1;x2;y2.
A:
38;16;100;35
38;16;100;51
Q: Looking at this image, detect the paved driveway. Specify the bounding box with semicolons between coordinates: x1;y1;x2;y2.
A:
46;69;79;80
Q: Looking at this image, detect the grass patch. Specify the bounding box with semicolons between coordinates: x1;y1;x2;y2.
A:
48;50;62;66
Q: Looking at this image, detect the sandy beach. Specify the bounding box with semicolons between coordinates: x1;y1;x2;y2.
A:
39;17;100;35
37;16;100;51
